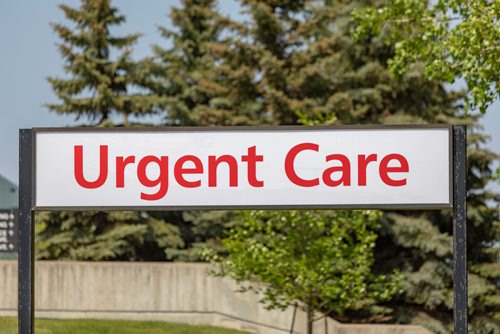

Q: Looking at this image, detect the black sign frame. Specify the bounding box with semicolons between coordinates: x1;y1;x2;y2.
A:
18;125;468;334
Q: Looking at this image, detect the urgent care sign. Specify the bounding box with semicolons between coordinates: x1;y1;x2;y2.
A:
33;126;452;209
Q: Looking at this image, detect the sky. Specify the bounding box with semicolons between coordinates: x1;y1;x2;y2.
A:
0;0;498;186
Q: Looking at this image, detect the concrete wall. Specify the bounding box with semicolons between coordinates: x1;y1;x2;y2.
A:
0;261;431;334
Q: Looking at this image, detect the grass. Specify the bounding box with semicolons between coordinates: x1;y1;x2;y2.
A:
0;317;250;334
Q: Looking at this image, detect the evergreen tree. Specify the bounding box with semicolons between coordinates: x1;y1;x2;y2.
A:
143;0;267;261
144;0;251;126
215;0;315;125
153;0;348;259
46;0;156;125
36;211;184;261
38;0;185;262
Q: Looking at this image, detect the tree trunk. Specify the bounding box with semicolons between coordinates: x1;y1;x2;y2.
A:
121;112;129;126
99;108;109;125
307;307;313;334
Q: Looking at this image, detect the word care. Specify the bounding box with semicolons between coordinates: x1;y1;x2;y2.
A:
35;128;451;208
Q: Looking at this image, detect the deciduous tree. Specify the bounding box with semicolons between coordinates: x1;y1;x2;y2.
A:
352;0;500;113
206;210;400;334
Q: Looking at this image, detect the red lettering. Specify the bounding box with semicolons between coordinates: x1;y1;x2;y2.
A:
174;155;203;188
116;156;135;188
322;154;351;186
285;143;320;187
241;146;264;187
358;154;377;186
75;143;409;201
208;155;238;187
379;154;409;186
74;145;108;189
137;156;169;200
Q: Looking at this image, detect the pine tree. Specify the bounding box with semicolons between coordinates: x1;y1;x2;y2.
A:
36;211;184;261
38;0;185;262
143;0;269;261
144;0;251;126
158;0;347;260
214;0;315;125
46;0;156;125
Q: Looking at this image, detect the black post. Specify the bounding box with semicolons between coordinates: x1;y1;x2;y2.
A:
453;125;467;334
19;129;34;334
289;302;298;334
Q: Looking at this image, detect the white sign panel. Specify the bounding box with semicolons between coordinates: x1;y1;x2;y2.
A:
34;127;451;209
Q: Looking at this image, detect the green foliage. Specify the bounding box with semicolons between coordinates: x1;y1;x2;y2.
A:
369;124;500;333
282;1;499;330
352;0;500;113
41;0;184;263
143;0;245;125
40;0;499;331
36;211;184;261
204;0;360;125
46;0;156;124
215;0;498;330
216;0;464;127
206;210;401;333
166;211;240;261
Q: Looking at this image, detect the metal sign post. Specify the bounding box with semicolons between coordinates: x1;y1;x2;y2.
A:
17;125;468;334
453;125;468;333
19;129;34;334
